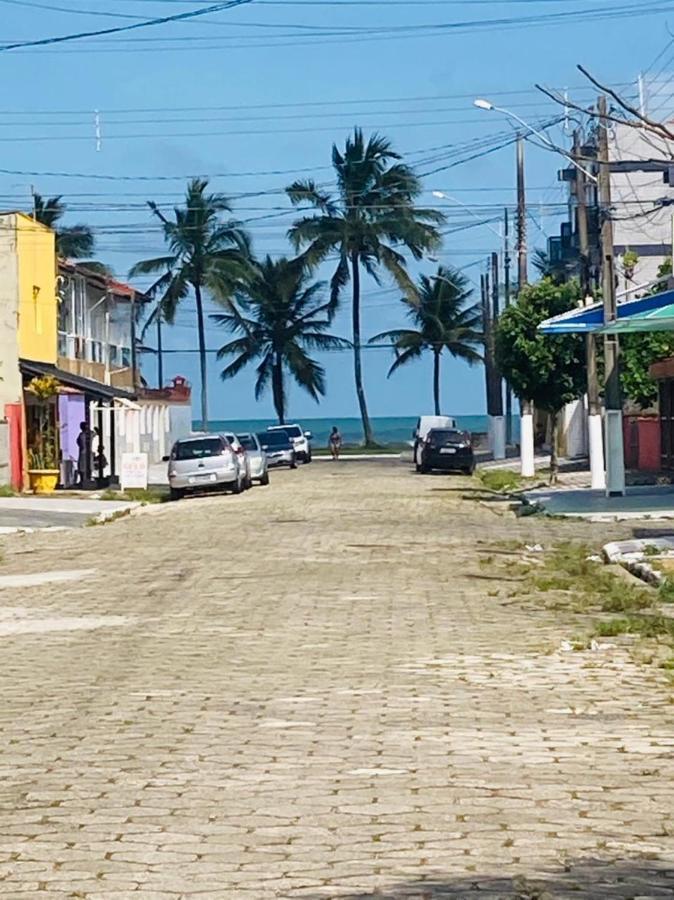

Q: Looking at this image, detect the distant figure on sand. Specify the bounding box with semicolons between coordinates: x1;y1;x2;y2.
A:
329;425;342;460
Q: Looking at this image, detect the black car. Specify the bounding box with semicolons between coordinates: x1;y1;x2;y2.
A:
419;428;475;475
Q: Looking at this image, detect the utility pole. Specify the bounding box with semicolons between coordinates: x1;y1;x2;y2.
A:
516;135;535;477
491;251;505;458
597;95;625;496
516;136;528;290
156;308;164;389
481;272;494;424
574;129;605;490
503;207;513;446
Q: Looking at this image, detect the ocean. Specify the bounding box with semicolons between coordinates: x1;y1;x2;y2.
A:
202;415;520;447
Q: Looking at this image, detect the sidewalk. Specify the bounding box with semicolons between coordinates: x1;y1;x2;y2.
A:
0;496;138;532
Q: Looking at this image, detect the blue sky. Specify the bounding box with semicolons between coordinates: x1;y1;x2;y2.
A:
2;0;672;422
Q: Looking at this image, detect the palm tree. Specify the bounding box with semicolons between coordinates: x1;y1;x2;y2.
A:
129;178;251;430
371;265;483;415
32;193;95;259
212;256;349;424
286;128;444;446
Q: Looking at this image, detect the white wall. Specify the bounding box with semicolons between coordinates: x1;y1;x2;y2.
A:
113;401;192;472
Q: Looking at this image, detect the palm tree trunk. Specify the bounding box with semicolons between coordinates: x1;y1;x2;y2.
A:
351;251;375;446
272;354;285;424
194;283;209;430
433;349;441;416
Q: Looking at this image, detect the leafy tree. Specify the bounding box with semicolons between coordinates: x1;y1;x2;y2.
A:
129;178;251;430
212;256;349;424
286;128;444;446
620;260;674;409
32;193;95;259
370;265;482;415
495;278;585;482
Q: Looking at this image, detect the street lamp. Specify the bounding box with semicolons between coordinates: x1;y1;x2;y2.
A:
432;190;503;240
473;98;597;183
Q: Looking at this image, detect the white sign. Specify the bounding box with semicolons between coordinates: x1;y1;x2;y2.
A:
121;452;148;491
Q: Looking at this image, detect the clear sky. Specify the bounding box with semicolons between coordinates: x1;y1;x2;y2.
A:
1;0;672;421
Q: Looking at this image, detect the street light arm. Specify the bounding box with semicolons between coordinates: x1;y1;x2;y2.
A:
432;190;503;240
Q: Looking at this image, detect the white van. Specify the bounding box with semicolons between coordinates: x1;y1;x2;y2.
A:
413;415;457;470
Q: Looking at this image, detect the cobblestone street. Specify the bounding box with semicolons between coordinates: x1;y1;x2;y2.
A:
1;460;673;898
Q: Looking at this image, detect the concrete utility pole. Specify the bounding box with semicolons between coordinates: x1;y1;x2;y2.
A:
574;129;606;490
597;95;625;496
156;309;164;389
516;136;528;289
490;251;505;459
516;135;535;477
481;272;494;425
503;207;513;447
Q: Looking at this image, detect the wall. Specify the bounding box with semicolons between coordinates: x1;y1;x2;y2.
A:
610;125;674;292
0;214;22;409
16;213;57;365
113;401;192;473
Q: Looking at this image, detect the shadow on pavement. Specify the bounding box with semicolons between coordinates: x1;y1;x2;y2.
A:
301;858;674;898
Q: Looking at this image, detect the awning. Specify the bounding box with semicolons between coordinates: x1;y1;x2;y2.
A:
538;289;674;335
20;359;137;401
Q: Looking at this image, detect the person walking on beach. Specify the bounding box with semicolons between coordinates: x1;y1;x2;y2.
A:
329;425;342;461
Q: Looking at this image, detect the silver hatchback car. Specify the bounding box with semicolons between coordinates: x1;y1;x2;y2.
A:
166;434;246;500
237;433;270;485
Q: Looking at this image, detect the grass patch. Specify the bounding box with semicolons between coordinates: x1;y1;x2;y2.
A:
0;484;15;497
477;469;522;493
658;577;674;604
98;487;168;504
596;616;674;640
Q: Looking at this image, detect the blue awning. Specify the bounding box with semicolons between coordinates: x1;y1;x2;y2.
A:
538;289;674;334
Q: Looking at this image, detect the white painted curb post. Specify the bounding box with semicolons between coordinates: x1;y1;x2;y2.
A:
588;413;606;490
520;404;535;477
492;416;506;460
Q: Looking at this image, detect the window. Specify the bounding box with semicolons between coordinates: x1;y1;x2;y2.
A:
173;438;224;461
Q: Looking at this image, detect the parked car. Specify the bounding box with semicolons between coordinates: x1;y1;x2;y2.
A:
237;432;270;485
166;434;246;500
419;428;475;475
267;423;313;463
413;415;458;471
222;431;252;488
257;430;297;469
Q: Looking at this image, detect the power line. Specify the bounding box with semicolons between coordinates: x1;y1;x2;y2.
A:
0;0;253;51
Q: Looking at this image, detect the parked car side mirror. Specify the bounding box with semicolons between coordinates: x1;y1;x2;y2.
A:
304;431;313;439
162;455;170;462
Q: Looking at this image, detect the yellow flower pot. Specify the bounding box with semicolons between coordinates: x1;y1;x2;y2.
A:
28;469;59;494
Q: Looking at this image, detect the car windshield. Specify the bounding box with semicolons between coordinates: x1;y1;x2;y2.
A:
174;437;223;460
430;430;466;443
238;434;259;451
259;431;290;447
271;425;302;438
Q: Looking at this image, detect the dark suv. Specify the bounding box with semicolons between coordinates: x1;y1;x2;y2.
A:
419;428;475;475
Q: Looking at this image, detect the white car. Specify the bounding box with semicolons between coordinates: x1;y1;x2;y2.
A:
237;433;270;485
412;415;458;471
222;431;252;488
166;434;246;500
267;423;313;463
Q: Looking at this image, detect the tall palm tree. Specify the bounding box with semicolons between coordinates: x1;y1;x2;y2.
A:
371;265;483;415
129;178;251;429
212;256;349;424
32;193;95;259
286;128;444;446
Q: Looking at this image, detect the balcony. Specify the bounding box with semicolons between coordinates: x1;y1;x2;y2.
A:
58;332;134;389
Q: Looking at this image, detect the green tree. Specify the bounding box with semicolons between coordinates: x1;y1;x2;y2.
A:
286;128;444;446
495;278;585;482
620;260;674;408
32;193;95;259
129;178;251;430
370;265;482;415
212;256;349;424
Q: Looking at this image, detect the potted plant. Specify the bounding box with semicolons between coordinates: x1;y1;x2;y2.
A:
26;374;60;493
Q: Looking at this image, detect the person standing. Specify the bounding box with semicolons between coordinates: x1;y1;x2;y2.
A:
329;425;342;461
76;421;92;486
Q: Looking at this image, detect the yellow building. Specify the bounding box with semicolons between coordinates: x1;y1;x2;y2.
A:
16;213;57;365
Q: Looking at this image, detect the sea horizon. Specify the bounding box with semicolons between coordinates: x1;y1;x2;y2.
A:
199;415;520;446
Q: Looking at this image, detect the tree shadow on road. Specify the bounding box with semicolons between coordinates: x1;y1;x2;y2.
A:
299;857;674;898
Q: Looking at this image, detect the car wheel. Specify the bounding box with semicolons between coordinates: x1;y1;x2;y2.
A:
464;463;475;476
415;463;422;473
260;471;270;486
231;476;243;494
304;451;312;464
420;464;430;474
169;487;184;501
290;457;298;469
245;475;253;490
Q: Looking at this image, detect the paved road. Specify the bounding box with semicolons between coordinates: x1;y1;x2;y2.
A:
0;497;137;532
0;461;673;898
